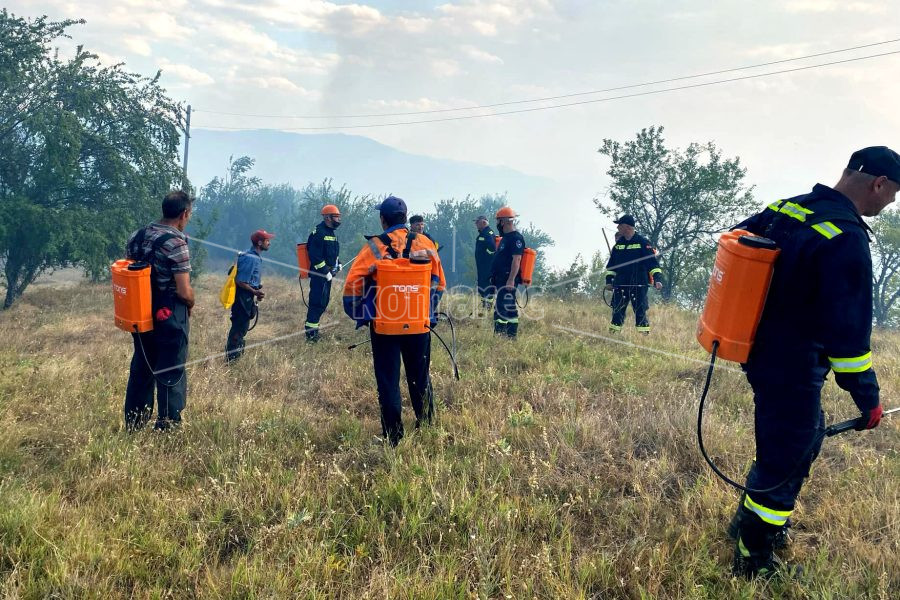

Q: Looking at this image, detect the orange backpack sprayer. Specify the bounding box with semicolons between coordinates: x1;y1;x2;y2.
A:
697;229;779;362
373;258;432;335
696;229;898;492
111;260;154;333
296;243;311;278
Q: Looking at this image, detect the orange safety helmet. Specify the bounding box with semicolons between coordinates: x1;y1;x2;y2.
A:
495;206;516;219
321;204;341;216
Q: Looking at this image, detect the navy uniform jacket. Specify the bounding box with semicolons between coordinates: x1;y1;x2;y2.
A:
475;225;496;276
605;233;662;286
491;230;526;286
734;183;879;413
307;221;340;276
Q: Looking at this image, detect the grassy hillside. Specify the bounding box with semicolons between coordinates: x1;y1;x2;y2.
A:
0;276;897;598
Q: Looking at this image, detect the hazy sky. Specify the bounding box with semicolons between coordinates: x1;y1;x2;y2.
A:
7;0;900;264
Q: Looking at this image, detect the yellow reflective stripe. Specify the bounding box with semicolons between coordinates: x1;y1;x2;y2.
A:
477;236;484;241
486;249;494;254
608;324;623;331
767;201;781;212
614;244;626;249
743;496;791;526
495;319;508;324
829;352;872;373
626;243;642;249
323;236;337;241
778;202;813;222
605;270;616;277
305;322;319;328
313;261;326;269
649;268;662;275
636;326;650;332
811;221;843;239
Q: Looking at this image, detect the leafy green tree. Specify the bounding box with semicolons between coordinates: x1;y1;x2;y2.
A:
0;11;184;308
871;210;900;328
596;126;755;302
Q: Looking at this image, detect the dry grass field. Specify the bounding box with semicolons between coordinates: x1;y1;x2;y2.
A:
0;275;898;598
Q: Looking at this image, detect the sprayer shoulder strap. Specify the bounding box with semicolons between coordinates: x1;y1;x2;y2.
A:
378;233;400;259
403;232;416;258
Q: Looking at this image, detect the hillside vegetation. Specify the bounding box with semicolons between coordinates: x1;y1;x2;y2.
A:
0;276;898;598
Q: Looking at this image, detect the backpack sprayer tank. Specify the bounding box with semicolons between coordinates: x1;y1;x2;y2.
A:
697;230;780;362
111;259;154;333
296;243;311;279
373;258;432;335
520;248;537;286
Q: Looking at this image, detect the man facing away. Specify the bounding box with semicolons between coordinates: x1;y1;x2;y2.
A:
123;190;195;431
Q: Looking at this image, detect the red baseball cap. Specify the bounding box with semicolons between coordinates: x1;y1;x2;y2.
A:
250;229;275;244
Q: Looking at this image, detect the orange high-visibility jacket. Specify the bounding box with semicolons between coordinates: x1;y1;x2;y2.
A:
342;225;446;324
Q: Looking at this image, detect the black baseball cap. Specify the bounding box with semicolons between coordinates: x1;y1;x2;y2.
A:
409;214;424;224
613;214;635;227
374;195;407;215
848;146;900;185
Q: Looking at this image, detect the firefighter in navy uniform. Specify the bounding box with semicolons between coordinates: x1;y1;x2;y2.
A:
726;146;897;579
304;204;341;342
491;206;525;338
604;215;663;334
342;196;446;446
473;215;496;311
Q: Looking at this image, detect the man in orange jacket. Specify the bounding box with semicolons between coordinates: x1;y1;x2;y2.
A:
343;196;446;446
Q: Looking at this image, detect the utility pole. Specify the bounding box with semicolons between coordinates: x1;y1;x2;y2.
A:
182;104;191;187
451;223;456;273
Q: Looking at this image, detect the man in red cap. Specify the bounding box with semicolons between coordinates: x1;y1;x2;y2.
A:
225;229;274;361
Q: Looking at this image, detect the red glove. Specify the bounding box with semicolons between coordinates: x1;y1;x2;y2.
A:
155;307;173;322
855;405;883;430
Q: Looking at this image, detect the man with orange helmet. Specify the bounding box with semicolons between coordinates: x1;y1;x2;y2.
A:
724;147;896;578
490;206;525;338
304;204;341;342
342;196;446;446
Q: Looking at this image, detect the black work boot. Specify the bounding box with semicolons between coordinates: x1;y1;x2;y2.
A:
728;494;792;549
305;328;320;343
732;540;801;580
506;321;518;338
494;320;506;335
731;504;801;580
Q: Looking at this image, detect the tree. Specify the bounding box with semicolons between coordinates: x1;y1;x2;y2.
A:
595;126;755;302
871;209;900;328
0;11;184;308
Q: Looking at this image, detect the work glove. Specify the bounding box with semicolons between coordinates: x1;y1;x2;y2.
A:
855;405;883;430
325;272;333;282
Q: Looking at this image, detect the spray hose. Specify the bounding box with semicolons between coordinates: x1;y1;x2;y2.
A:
698;340;897;494
347;314;460;381
516;286;530;309
429;311;460;380
133;325;186;389
247;300;260;332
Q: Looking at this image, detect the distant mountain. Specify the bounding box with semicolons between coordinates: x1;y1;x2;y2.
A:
188;129;553;206
186;129;605;267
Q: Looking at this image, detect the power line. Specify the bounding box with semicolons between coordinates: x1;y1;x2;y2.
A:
192;49;900;132
193;37;900;120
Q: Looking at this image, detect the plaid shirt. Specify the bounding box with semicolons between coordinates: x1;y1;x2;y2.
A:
126;223;191;295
